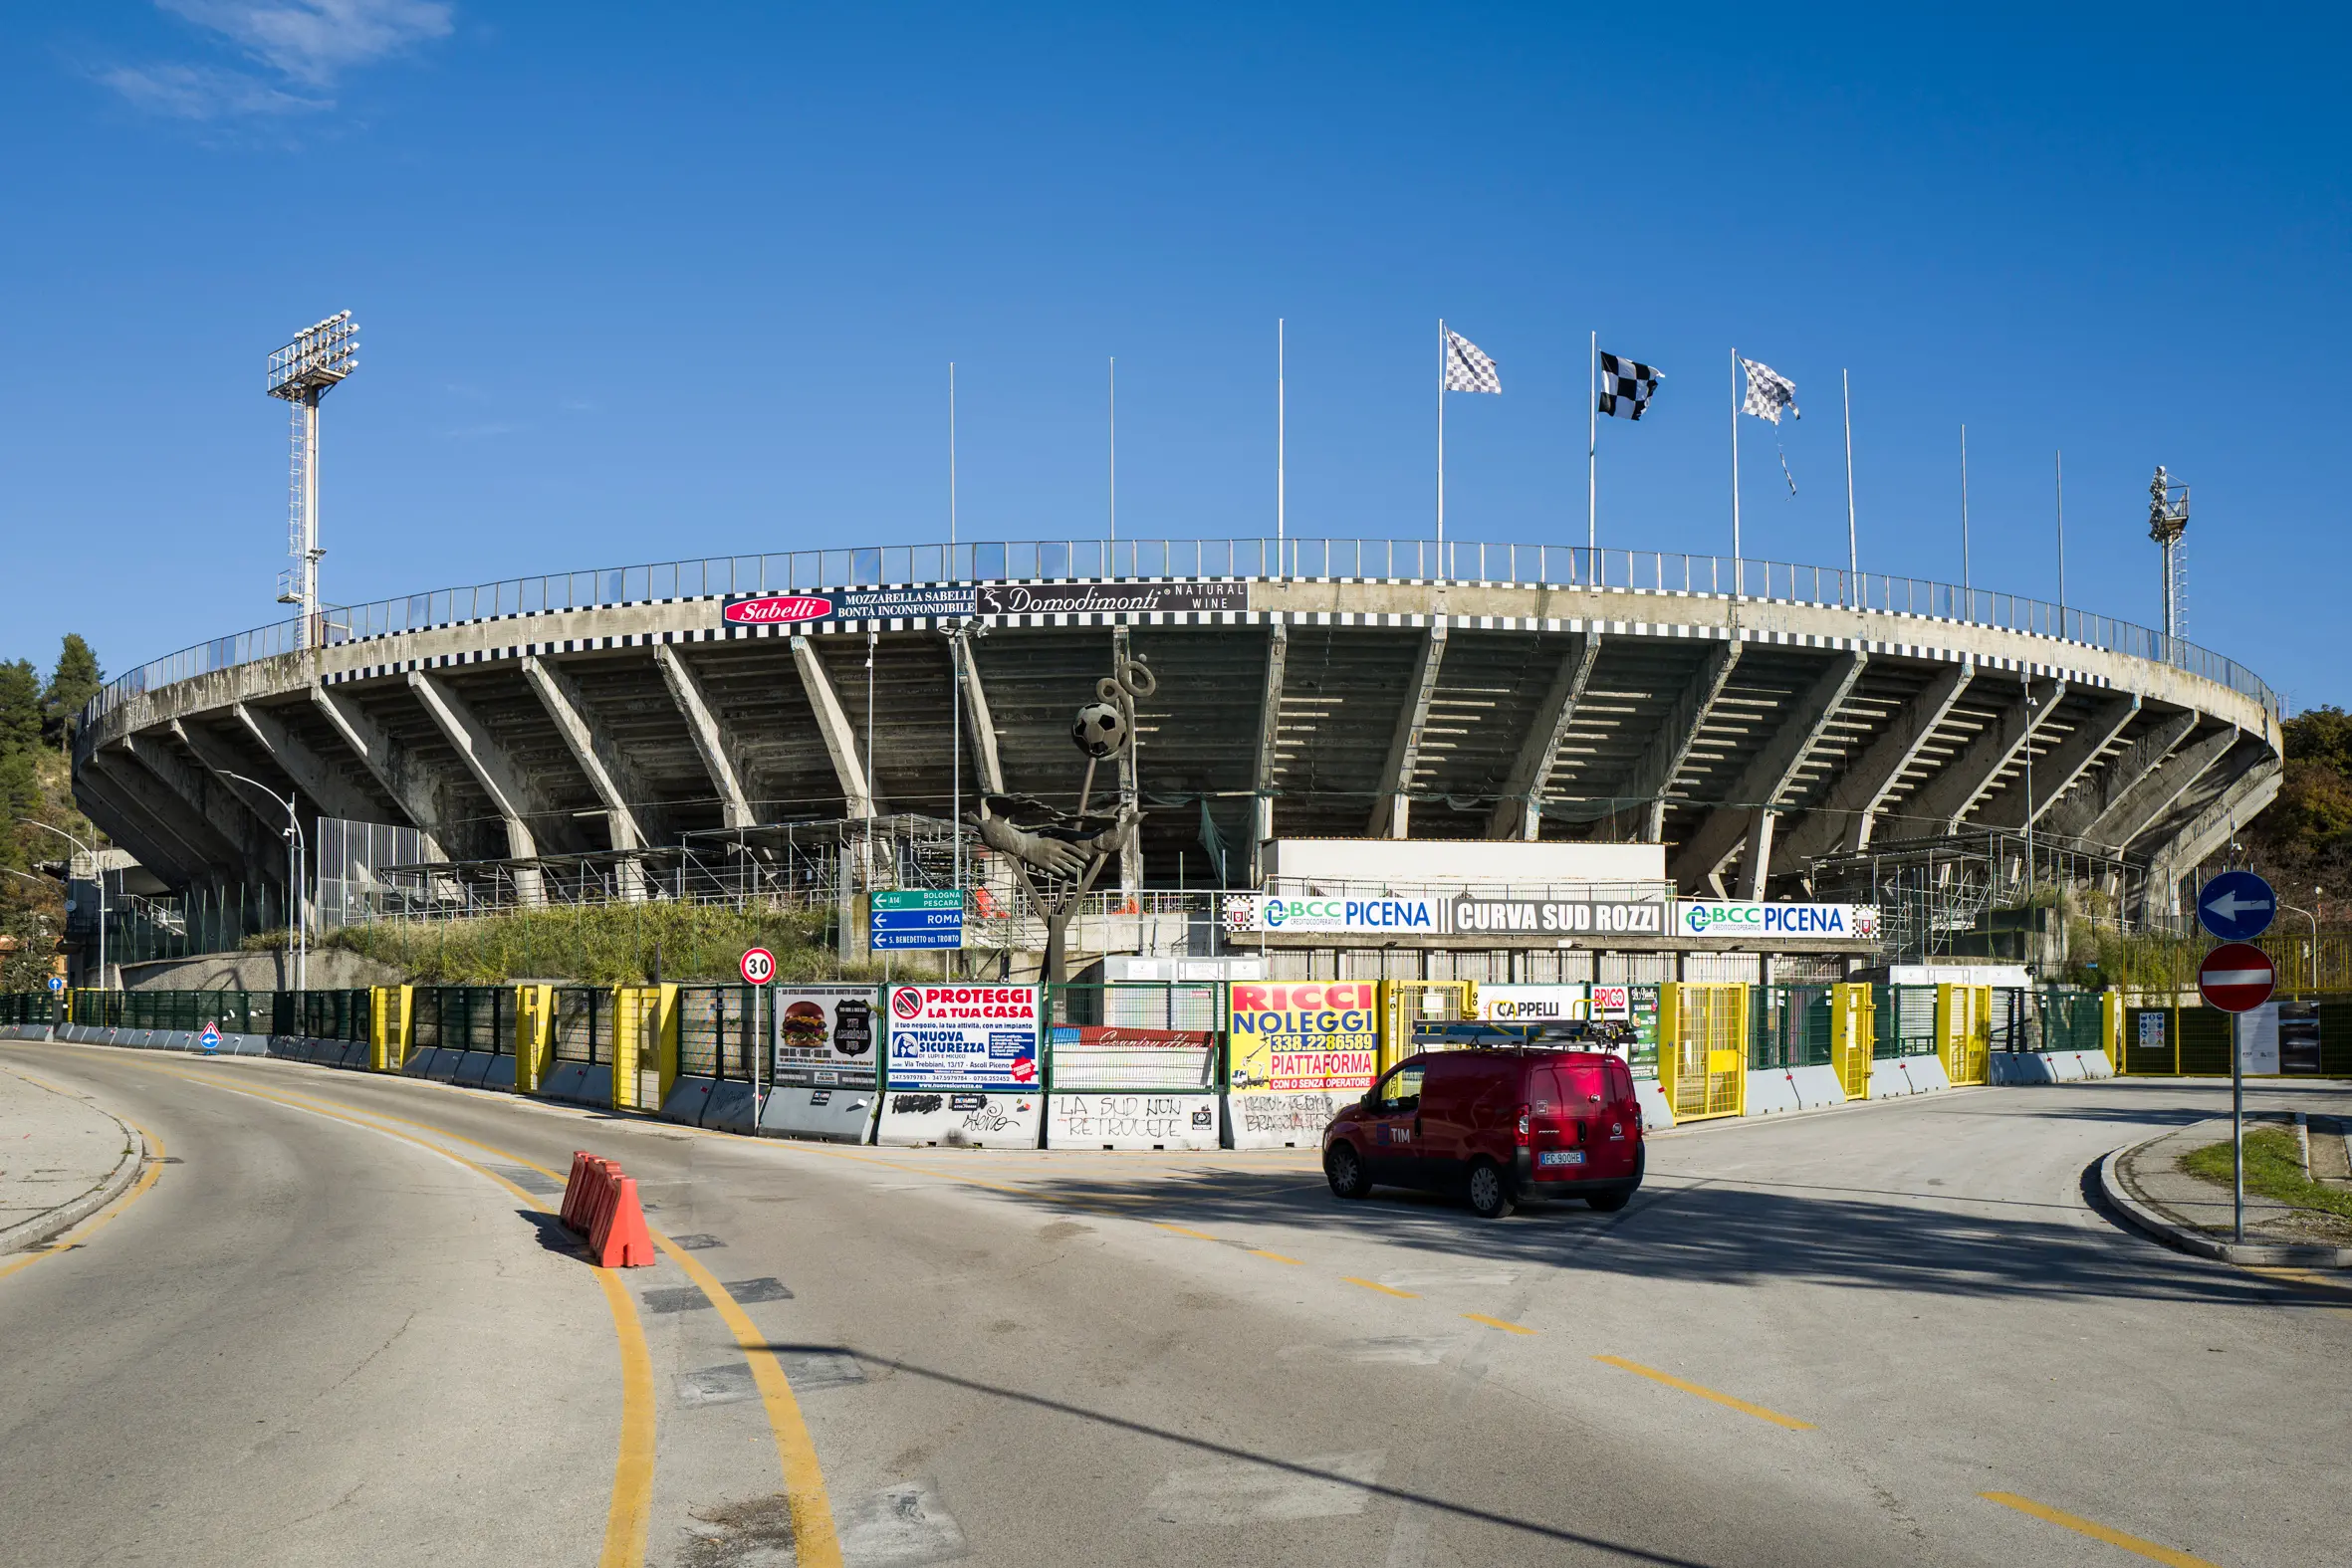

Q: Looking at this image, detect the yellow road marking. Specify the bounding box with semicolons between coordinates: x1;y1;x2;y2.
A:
1463;1312;1537;1336
652;1235;842;1568
1342;1276;1418;1298
0;1109;167;1283
1152;1222;1218;1240
1980;1492;2219;1567
140;1062;833;1568
1250;1249;1303;1264
126;1067;660;1568
1593;1355;1814;1431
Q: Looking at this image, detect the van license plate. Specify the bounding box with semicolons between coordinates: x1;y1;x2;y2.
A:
1537;1150;1585;1167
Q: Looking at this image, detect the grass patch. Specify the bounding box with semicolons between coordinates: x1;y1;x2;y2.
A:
316;902;900;986
2179;1125;2352;1222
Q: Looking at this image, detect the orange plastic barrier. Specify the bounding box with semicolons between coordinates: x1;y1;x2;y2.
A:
558;1150;655;1267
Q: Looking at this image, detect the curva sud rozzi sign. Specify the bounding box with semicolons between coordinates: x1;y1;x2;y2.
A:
883;985;1040;1089
1674;901;1880;940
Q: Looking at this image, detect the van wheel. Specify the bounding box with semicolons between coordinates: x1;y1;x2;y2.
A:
1325;1143;1371;1200
1466;1160;1516;1220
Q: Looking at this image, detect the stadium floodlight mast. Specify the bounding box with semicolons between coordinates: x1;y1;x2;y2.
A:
2148;465;2190;656
267;312;359;649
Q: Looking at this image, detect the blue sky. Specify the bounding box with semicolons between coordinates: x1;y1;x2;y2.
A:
4;4;2347;708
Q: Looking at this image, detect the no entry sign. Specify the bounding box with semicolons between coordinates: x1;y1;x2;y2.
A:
739;947;776;986
2197;943;2275;1013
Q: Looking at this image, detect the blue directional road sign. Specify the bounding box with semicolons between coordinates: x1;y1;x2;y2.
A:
46;975;64;993
199;1022;222;1054
870;889;964;951
2197;870;2277;942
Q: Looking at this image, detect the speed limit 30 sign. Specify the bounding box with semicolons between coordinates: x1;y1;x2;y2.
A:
739;947;776;986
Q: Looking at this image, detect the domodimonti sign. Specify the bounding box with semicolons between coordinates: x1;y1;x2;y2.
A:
722;579;1250;625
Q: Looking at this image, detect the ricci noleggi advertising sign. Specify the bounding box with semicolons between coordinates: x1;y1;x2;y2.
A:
1674;901;1881;940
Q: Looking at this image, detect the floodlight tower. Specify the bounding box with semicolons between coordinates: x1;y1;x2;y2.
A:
267;312;359;648
2147;465;2190;653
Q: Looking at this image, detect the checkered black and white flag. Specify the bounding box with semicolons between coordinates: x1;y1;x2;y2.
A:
1444;331;1502;394
1740;357;1799;423
1597;351;1662;420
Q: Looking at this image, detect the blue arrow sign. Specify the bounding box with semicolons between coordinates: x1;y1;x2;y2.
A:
2197;869;2276;942
199;1023;222;1054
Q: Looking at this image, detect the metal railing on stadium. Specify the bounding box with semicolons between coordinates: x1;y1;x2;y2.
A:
85;535;2278;724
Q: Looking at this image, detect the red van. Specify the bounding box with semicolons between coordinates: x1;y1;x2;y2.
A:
1321;1048;1644;1219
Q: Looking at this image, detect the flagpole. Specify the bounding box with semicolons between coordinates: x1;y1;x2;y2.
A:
1107;355;1116;552
1277;319;1287;564
2055;447;2067;631
948;361;957;553
1841;368;1857;600
1587;331;1598;561
1730;348;1743;598
1436;319;1447;560
1960;423;1972;610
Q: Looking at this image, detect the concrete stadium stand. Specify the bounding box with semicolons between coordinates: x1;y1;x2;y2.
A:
70;545;2280;935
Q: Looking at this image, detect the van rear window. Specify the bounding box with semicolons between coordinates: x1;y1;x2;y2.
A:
1559;1060;1606;1105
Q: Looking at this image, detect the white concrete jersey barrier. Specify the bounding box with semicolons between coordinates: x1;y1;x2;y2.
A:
1633;1081;1675;1131
540;1061;613;1106
1228;1090;1349;1150
1991;1049;2116;1084
1046;1092;1220;1151
658;1075;718;1125
876;1089;1043;1148
759;1084;881;1142
1870;1054;1954;1098
1743;1065;1850;1116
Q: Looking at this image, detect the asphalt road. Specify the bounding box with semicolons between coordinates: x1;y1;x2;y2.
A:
3;1039;2345;1568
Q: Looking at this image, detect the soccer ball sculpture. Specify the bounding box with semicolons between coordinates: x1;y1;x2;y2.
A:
1071;701;1128;759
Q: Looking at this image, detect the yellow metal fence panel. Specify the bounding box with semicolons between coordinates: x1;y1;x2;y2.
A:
1378;981;1470;1071
1665;983;1748;1121
1829;983;1872;1100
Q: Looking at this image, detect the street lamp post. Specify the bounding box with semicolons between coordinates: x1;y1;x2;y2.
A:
18;819;104;991
214;772;307;995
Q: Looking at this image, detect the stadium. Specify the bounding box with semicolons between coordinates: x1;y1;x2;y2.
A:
68;531;2282;982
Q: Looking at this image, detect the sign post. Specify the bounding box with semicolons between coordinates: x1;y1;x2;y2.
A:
2199;939;2277;1242
741;948;776;1107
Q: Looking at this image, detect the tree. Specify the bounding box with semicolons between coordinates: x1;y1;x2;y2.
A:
41;634;103;751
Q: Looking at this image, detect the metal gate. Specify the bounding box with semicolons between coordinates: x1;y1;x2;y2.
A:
1939;984;1991;1085
1662;983;1747;1121
1830;983;1873;1099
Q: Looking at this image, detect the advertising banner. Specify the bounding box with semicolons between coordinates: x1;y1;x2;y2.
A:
771;985;880;1086
1473;984;1588;1023
1226;981;1380;1093
1674;902;1881;940
1446;896;1666;936
724;585;980;626
1222;893;1668;937
1222;895;1442;936
1047;1025;1217;1092
976;581;1248;616
884;985;1041;1088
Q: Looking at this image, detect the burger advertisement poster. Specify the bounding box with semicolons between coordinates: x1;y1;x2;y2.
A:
884;985;1042;1090
771;986;881;1086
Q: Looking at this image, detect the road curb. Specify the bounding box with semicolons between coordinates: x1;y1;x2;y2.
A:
0;1080;148;1257
2096;1141;2352;1269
